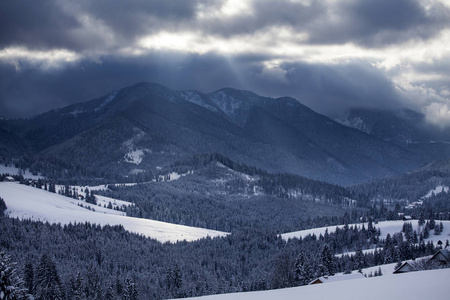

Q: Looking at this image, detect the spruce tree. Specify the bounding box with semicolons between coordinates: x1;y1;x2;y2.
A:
0;252;29;300
35;254;62;300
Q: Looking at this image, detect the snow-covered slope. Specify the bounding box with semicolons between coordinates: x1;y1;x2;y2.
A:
281;220;450;245
1;182;228;243
180;268;450;300
0;165;44;179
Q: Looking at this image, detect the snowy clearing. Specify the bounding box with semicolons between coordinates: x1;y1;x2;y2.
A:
423;185;449;198
0;164;44;179
180;268;450;300
281;220;450;246
123;149;150;165
157;171;193;182
1;182;228;243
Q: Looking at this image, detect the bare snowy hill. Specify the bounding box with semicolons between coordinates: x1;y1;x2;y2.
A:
1;182;228;242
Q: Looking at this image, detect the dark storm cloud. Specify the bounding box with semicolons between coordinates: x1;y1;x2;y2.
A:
2;0;449;52
0;0;205;51
194;0;450;47
308;0;450;47
0;52;404;119
0;0;79;50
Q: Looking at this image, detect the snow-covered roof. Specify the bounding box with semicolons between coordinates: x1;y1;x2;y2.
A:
393;261;414;274
309;272;365;284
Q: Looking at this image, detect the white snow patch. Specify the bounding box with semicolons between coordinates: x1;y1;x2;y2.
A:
335;248;381;258
210;91;243;118
1;182;228;243
157;171;193;182
95;90;117;112
180;268;450;300
423;185;449;198
181;91;218;112
0;165;44;179
281;220;450;246
69;108;85;116
124;149;147;165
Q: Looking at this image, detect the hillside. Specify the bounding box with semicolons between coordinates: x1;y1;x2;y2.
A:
0;82;427;185
1;182;227;242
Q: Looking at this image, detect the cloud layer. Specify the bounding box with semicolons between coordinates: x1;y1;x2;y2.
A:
0;0;449;126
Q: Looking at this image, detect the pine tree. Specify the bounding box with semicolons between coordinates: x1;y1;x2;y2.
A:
23;262;34;295
320;245;335;276
0;197;6;216
35;254;62;300
122;278;138;300
354;246;364;273
68;272;83;300
294;250;310;285
0;252;29;300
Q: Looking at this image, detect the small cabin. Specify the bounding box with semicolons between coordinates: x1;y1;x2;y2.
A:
4;176;15;182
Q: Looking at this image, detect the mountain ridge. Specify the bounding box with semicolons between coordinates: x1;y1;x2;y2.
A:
0;82;431;185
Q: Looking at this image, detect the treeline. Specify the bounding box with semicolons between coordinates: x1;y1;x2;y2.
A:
352;168;450;202
1;216;446;300
169;153;355;205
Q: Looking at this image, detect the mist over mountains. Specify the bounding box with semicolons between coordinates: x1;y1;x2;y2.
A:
1;82;448;185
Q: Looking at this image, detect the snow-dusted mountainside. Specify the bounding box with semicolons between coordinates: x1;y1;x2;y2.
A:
336;108;450;162
281;220;450;246
180;268;450;300
1;182;228;243
0;82;427;186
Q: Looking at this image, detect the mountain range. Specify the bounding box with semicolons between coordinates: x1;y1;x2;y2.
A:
1;82;448;185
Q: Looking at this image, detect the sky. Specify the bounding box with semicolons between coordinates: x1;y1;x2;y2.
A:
0;0;450;127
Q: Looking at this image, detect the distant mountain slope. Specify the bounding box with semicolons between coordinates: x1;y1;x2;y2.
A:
337;108;450;161
0;82;427;185
352;159;450;202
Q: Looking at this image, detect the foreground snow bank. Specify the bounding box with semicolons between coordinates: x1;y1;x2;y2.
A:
1;182;228;243
181;268;450;300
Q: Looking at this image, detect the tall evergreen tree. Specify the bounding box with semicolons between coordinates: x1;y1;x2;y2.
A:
35;254;62;300
320;245;335;276
0;252;29;300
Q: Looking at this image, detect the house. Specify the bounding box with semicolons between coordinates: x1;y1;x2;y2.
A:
428;248;450;265
309;272;365;285
4;176;15;182
393;261;414;274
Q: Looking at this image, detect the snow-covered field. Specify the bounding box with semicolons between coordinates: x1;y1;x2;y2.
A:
281;220;450;245
180;268;450;300
423;185;449;198
1;182;228;243
0;165;44;179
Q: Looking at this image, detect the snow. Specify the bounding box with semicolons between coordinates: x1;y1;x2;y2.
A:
157;171;192;182
124;149;146;164
1;182;228;243
94;90;117;112
180;268;450;300
423;185;449;198
209;91;243;119
335;248;380;258
0;165;44;179
181;91;218;112
281;220;450;246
